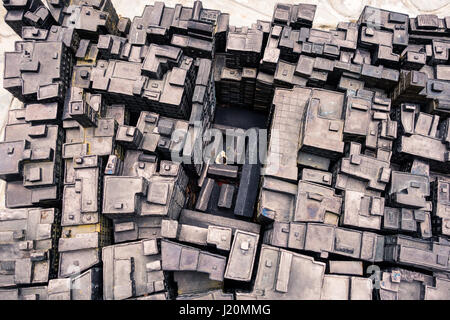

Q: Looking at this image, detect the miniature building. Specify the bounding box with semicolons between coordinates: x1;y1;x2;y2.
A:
0;208;60;288
236;245;372;300
1;0;450;301
379;268;450;300
103;240;166;300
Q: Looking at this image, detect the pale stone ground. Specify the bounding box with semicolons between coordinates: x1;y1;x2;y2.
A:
0;0;448;207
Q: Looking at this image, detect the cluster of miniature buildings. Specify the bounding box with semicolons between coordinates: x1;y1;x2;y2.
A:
0;0;449;300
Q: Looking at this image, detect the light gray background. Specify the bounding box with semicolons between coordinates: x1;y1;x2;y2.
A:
0;0;449;207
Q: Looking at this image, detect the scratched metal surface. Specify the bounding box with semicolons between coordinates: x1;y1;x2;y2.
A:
0;0;448;208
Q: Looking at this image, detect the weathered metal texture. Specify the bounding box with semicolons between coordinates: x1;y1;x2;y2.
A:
4;40;73;102
1;0;450;301
294;180;342;225
177;289;234;300
48;268;102;300
161;239;226;281
257;177;297;224
384;235;450;273
236;244;372;300
379;268;450;300
103;239;165;300
432;176;450;237
264;221;385;262
0;285;49;300
224;230;259;282
1;113;64;208
0;207;60;288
